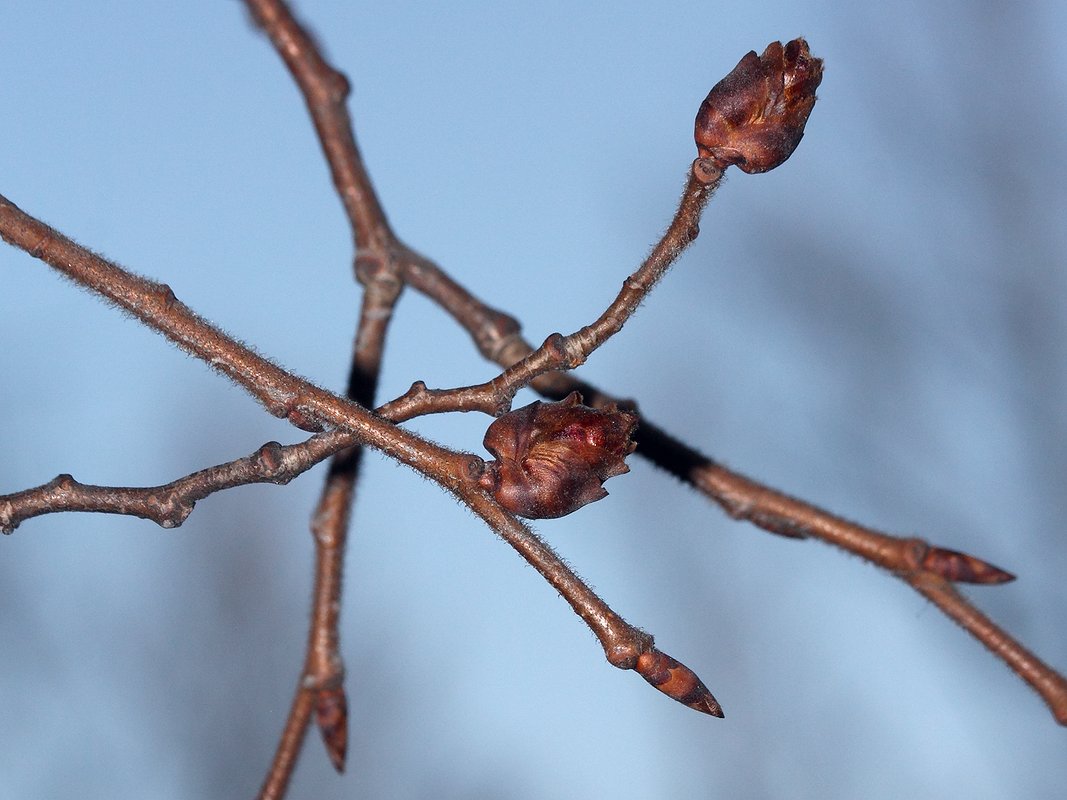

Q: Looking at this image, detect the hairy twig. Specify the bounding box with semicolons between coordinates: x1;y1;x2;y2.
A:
0;194;467;481
379;163;723;422
238;4;727;794
395;232;1067;725
460;484;722;716
5;8;1062;799
0;187;722;764
0;434;351;534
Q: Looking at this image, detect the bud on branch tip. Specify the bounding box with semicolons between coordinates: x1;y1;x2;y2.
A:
695;38;823;174
636;649;724;717
479;392;638;519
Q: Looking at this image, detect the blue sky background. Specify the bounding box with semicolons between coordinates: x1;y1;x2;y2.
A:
2;1;1066;798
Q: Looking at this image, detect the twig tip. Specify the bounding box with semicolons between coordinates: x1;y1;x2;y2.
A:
635;648;724;718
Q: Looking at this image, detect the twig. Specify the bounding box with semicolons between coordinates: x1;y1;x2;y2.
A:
910;575;1067;724
242;0;409;790
0;194;471;484
689;457;1067;723
379;162;724;422
0;434;352;534
460;484;722;716
395;232;1067;725
242;0;392;252
236;2;727;791
260;278;406;793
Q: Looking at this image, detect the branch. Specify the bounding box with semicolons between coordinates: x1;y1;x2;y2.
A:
273;269;404;787
241;0;408;790
394;219;1067;726
458;481;722;717
261;276;405;791
0;194;474;487
0;434;352;534
378;162;723;422
242;0;392;252
239;0;724;788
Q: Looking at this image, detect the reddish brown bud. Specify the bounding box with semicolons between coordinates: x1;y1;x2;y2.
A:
695;38;823;174
315;686;348;773
635;649;724;717
921;546;1016;585
479;391;637;519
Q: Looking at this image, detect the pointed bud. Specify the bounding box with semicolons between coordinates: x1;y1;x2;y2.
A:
921;546;1015;585
479;391;637;519
635;649;724;717
315;686;349;773
695;38;823;174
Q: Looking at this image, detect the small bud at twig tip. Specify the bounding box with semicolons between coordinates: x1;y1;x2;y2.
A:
635;649;724;717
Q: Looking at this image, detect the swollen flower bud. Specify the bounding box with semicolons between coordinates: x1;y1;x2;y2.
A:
479;392;638;519
695;38;823;174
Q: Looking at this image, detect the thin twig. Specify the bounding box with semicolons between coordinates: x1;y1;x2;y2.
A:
379;162;724;422
261;278;406;792
241;0;409;789
0;397;437;537
395;228;1067;725
0;433;353;534
242;0;392;252
909;575;1067;724
0;194;471;485
0;13;725;798
459;483;722;716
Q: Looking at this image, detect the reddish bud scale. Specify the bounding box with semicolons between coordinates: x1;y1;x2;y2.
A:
695;38;823;174
921;546;1015;585
635;649;724;717
479;392;638;519
315;686;349;773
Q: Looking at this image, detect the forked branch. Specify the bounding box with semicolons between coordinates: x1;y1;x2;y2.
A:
379;164;723;422
396;209;1067;726
3;8;1064;800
